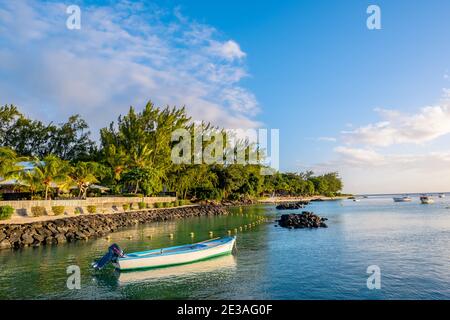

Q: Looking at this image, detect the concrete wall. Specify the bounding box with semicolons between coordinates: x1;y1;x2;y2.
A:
0;196;176;217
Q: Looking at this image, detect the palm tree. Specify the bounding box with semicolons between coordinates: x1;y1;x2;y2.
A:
69;162;99;199
129;143;153;169
0;147;25;182
32;155;71;200
103;145;127;182
19;170;43;197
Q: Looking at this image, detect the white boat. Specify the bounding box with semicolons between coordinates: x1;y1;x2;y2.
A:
420;196;434;204
393;196;412;202
93;236;236;271
439;194;446;198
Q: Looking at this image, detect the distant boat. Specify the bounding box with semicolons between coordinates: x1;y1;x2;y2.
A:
420;196;434;204
393;196;412;202
439;194;446;198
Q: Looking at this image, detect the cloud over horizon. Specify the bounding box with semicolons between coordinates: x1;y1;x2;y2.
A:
341;90;450;147
308;89;450;193
0;0;260;137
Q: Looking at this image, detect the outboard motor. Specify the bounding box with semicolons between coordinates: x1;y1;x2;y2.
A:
92;244;125;270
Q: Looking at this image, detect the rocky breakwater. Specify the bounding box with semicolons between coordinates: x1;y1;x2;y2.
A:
277;211;328;229
275;201;310;210
0;206;228;250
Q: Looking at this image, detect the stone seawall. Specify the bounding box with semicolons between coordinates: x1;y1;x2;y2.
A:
0;205;228;250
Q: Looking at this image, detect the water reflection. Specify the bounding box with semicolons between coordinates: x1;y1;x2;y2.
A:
117;254;237;284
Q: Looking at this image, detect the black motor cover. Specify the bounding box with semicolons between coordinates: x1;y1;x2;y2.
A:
92;244;124;270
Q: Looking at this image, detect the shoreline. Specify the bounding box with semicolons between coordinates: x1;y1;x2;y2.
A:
0;196;348;226
257;196;350;203
0;205;229;250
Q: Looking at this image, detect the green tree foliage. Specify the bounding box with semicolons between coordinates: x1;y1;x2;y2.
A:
69;162;101;198
0;102;343;200
262;172;342;197
32;155;71;200
100;102;190;194
0;105;96;160
0;147;24;182
121;167;161;195
19;169;43;196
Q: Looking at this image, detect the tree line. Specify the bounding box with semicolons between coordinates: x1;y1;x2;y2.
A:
0;103;343;200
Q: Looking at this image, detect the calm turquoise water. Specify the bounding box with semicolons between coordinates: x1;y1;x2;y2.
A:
1;197;450;299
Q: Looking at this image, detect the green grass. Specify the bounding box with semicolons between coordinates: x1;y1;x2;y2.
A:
0;205;14;220
138;202;146;209
31;206;46;217
87;205;97;214
51;206;65;216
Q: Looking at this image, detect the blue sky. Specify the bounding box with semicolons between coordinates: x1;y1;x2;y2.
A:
1;0;449;193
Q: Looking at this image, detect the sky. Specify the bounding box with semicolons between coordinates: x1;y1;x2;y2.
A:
0;0;449;194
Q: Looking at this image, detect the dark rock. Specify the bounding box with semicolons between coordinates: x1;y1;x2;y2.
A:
46;224;58;234
33;234;45;242
276;201;310;210
0;205;230;250
55;234;67;243
75;231;89;240
278;211;328;229
56;226;69;233
0;239;11;249
21;233;35;245
8;231;22;243
45;236;56;245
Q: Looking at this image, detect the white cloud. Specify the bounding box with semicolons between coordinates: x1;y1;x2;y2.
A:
208;40;246;61
309;146;450;193
333;146;385;166
342;92;450;147
0;0;260;137
443;88;450;98
331;145;450;169
220;87;258;115
303;89;450;193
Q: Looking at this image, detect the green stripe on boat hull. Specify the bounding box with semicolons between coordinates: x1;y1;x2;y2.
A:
118;251;233;272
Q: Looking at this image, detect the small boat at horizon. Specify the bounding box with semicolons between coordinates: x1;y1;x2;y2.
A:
439;193;446;198
420;196;434;204
92;236;236;271
393;196;412;202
